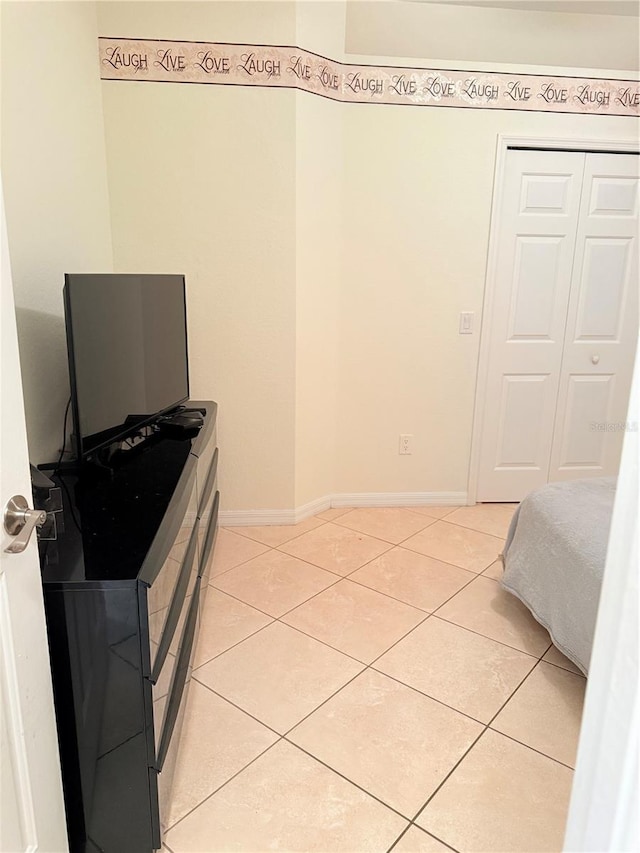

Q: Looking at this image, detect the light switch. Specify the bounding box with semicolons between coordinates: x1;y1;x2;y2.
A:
459;312;474;334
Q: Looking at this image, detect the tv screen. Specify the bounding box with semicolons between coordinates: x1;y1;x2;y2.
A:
64;273;190;458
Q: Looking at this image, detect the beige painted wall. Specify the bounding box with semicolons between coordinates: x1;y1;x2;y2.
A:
1;1;113;464
99;0;639;510
334;6;638;498
337;101;638;496
98;1;298;510
294;2;345;508
11;0;632;509
346;1;639;71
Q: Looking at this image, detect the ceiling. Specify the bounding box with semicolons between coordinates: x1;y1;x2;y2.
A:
409;1;640;15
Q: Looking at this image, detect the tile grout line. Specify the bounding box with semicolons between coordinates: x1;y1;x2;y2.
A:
367;661;501;727
326;509;508;557
485;725;576;771
228;518;330;548
419;828;461;853
275;617;397;667
175;655;572;847
539;656;586;677
281;737;412;822
192;615;277;672
199;560;543;728
209;542;274;581
174;658;566;828
219;515;506;619
270;508;506;574
345;560;478;612
180;674;508;846
210;537;396;614
192;677;285;739
204;551;433;672
195;542;552;734
208;546;530;663
386;823;460;853
225;505;508;556
200;605;370;668
429;612;547;659
407;655;569;833
174;669;467;853
416;517;507;542
205;582;277;620
184;508;567;849
484;655;548;727
316;508;352;522
207;535;412;636
261;606;524;728
273;538;397;573
405;729;498;831
483;655;584;771
327;513;439;544
385;823;414;853
164;734;284;836
332;504;493;538
433;508;515;539
390;540;505;574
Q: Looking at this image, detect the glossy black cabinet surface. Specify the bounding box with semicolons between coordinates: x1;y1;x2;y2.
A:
39;402;218;853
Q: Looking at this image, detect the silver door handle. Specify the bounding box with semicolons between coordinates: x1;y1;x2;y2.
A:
591;354;600;365
4;495;47;554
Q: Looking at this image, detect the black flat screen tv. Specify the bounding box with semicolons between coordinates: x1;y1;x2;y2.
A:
63;273;190;459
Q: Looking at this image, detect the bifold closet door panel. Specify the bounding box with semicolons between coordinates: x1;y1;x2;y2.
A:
477;149;586;502
549;153;639;481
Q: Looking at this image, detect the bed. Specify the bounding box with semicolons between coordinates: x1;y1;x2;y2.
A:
500;477;617;675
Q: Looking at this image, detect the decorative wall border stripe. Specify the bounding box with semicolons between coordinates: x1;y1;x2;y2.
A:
99;37;639;117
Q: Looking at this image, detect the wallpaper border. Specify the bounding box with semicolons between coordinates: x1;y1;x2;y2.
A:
99;37;640;117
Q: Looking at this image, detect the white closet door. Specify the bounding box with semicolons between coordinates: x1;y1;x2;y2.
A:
549;153;639;481
477;149;585;502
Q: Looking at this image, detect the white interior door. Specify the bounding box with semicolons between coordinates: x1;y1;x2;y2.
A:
476;149;585;502
477;148;639;502
549;153;639;481
0;185;68;851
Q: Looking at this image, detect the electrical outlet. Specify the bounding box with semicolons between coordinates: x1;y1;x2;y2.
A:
399;434;413;455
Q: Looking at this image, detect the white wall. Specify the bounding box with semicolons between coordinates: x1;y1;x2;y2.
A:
0;1;113;465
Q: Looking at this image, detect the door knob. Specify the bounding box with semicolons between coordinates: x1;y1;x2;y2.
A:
4;495;47;554
591;354;600;365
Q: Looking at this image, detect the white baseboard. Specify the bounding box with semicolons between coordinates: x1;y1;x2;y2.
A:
329;491;468;509
219;491;469;527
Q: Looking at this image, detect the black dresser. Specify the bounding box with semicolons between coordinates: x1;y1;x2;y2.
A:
38;402;219;853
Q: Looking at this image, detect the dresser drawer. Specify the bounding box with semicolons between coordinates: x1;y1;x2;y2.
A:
196;446;218;521
149;569;199;709
149;512;198;669
199;490;219;587
156;577;202;832
140;453;198;588
146;474;198;623
190;403;217;509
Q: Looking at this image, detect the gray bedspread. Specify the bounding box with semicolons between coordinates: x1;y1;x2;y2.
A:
501;477;616;675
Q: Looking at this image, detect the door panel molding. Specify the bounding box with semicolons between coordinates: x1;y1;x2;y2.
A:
548;152;639;483
468;135;639;504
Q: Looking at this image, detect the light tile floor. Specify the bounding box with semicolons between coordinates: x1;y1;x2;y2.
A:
164;504;586;853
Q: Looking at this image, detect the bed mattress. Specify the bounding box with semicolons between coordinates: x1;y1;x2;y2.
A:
501;477;616;675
